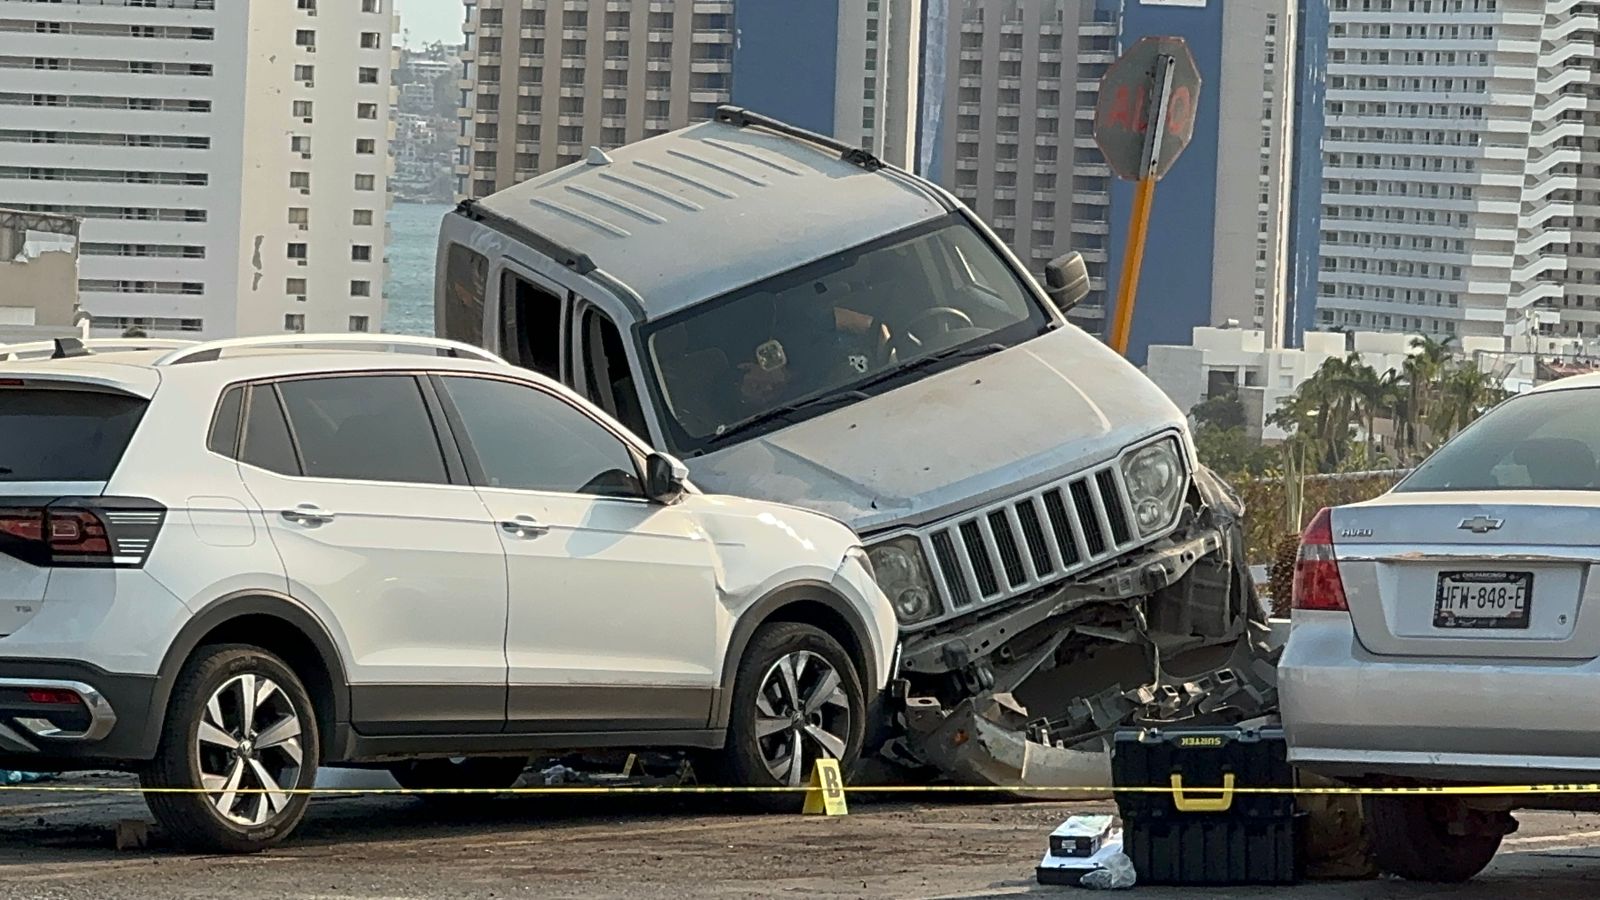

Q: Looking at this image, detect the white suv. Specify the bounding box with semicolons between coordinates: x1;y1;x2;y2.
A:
0;336;895;852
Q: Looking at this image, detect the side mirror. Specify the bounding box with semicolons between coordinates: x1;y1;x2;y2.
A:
1043;251;1090;314
644;452;689;504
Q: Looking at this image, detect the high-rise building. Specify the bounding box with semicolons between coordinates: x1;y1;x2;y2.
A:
455;0;735;199
919;0;1118;335
728;0;922;170
1284;0;1329;345
1109;0;1296;361
1314;0;1578;344
0;0;399;338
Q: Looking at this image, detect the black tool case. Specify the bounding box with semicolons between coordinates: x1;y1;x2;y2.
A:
1112;725;1305;885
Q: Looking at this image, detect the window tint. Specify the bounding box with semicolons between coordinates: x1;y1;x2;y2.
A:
208;386;243;456
581;307;648;437
240;386;300;475
442;243;487;347
0;388;147;481
277;376;448;484
440;376;642;498
500;272;563;378
1400;388;1600;492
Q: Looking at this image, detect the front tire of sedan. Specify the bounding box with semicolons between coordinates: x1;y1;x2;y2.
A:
142;644;319;854
714;622;866;809
1366;796;1506;882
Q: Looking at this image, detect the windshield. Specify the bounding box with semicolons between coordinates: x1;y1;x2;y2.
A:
1398;387;1600;492
642;213;1050;455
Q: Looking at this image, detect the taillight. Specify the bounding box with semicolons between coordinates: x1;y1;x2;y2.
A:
1291;507;1349;613
0;499;164;568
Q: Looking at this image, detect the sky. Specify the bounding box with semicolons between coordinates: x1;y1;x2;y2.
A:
395;0;461;46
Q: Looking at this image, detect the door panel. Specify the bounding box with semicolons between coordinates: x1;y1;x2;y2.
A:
235;378;509;734
435;374;722;733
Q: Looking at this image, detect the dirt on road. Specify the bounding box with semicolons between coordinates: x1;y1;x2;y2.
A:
4;774;1600;899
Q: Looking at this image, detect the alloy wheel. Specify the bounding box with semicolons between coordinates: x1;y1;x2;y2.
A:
753;650;852;786
195;673;305;827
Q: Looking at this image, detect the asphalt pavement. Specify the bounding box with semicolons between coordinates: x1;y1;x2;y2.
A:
3;773;1600;898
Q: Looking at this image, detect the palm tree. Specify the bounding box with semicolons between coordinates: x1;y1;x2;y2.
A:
1431;364;1506;438
1397;335;1456;461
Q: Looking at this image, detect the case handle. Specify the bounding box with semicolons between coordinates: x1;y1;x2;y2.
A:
1169;773;1236;813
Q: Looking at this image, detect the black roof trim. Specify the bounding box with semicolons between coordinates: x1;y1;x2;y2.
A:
715;105;885;172
455;198;598;276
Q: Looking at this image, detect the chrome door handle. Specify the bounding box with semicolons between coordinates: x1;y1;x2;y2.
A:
282;504;335;526
500;515;550;539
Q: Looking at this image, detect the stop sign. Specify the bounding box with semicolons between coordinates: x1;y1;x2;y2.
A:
1093;36;1203;181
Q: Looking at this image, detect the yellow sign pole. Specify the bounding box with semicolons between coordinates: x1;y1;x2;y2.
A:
1108;54;1176;358
1109;176;1155;356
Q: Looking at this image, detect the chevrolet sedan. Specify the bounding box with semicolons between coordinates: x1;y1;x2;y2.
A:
1282;377;1600;882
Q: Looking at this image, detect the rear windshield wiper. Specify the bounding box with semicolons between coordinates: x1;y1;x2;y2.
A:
702;390;869;450
852;342;1007;393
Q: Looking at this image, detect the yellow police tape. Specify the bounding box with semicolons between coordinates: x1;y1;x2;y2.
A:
5;782;1600;797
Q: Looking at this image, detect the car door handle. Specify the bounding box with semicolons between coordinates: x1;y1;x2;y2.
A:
500;515;550;539
282;504;336;526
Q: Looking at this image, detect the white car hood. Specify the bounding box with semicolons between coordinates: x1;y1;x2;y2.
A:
686;326;1187;534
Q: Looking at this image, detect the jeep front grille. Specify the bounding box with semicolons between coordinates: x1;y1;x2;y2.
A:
925;461;1150;613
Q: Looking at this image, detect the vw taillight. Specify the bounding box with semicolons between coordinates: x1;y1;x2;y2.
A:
1291;507;1349;613
0;500;163;568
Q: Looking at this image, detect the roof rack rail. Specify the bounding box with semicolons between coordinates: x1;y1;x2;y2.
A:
0;337;198;361
455;198;597;276
152;334;507;367
714;105;885;172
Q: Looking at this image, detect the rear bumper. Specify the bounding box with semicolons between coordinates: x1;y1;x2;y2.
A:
1282;611;1600;782
0;658;158;771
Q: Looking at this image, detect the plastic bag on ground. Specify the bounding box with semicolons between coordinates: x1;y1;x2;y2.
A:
1079;852;1137;890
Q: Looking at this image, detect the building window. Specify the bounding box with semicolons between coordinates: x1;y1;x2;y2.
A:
349;315;370;332
355;138;376;154
285;314;305;333
359;66;379;84
289;171;311;190
293;100;313;119
287;242;308;260
287;207;309;225
294;64;314;83
297;0;316;9
361;0;380;10
353;209;374;226
357;103;378;119
360;32;382;50
286;277;307;295
351;245;372;262
295;30;315;48
290;135;312;154
351;280;372;297
354;174;376;191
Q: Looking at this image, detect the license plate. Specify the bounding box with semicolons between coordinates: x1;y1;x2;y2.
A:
1434;572;1532;629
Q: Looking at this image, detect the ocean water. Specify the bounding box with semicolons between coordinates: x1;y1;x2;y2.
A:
383;201;453;337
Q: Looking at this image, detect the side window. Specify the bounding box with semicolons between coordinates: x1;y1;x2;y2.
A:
442;243;487;346
240;386;301;475
208;386;243;456
277;376;449;484
439;375;643;498
580;307;649;437
499;272;563;379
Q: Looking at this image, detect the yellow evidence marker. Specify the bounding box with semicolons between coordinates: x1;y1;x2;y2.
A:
803;758;849;816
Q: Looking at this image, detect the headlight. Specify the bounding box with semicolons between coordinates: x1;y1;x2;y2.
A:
867;536;942;626
1121;439;1184;536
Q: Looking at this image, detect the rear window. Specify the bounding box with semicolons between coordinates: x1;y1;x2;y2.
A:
1400;387;1600;492
0;388;148;482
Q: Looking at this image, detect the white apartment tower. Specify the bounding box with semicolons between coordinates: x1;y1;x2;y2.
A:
925;0;1119;333
456;0;734;198
0;0;398;337
1315;0;1600;344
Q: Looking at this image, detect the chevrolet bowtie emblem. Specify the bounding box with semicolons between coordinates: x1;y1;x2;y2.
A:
1458;515;1504;534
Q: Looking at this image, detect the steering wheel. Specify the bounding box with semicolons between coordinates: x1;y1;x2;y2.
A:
899;306;975;353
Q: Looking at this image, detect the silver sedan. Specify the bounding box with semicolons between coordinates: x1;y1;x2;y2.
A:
1281;377;1600;883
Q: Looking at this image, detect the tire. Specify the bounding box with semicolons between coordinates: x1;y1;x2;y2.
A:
389;757;529;795
710;622;867;809
1366;796;1505;882
142;644;320;853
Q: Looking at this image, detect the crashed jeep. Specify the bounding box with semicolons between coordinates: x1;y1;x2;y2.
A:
436;108;1274;787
